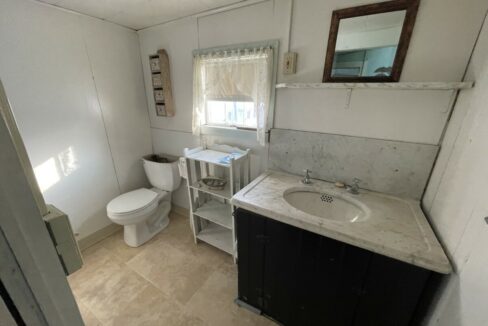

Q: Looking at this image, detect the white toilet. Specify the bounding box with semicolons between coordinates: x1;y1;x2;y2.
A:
106;154;181;247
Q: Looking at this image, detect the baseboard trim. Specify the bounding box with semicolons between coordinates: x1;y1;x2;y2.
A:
78;206;188;251
235;299;262;315
171;205;190;217
77;223;122;251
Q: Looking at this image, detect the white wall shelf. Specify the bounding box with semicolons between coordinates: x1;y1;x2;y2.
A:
194;200;233;229
189;180;232;200
184;144;251;260
275;82;474;90
185;148;247;167
196;223;234;255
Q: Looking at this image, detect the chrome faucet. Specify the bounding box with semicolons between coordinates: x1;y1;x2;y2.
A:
301;169;312;185
346;178;361;195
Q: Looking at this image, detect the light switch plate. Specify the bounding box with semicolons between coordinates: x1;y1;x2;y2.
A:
283;52;297;74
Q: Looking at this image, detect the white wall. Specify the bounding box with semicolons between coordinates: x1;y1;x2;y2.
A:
138;0;487;208
81;17;152;193
276;0;487;144
139;1;288;207
275;88;453;144
422;13;488;326
139;0;487;141
0;0;152;239
289;0;487;83
139;1;290;134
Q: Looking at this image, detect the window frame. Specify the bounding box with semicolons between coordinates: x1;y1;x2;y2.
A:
205;99;257;130
193;40;279;138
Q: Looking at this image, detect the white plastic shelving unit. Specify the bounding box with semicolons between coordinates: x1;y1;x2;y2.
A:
184;144;250;260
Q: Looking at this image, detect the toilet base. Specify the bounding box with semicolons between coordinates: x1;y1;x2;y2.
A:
123;200;171;247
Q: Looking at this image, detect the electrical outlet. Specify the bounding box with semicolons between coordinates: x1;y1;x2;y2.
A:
283;52;297;75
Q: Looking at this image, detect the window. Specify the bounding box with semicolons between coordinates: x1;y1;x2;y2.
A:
192;42;276;145
206;100;256;128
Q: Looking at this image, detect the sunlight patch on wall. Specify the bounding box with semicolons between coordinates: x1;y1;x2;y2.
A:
34;146;79;193
58;146;78;176
34;157;60;192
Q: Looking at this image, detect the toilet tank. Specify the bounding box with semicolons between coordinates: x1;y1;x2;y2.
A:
142;154;181;191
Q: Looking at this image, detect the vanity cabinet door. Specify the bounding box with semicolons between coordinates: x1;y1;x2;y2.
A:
352;254;431;326
235;209;266;310
261;218;301;325
289;230;320;326
236;209;435;326
292;231;371;326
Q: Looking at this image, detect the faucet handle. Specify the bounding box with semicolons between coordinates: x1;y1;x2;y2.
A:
301;169;312;184
346;178;361;194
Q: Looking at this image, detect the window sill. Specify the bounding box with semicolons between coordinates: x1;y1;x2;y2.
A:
201;125;258;141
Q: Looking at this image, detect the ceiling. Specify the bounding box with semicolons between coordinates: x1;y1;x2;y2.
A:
36;0;246;30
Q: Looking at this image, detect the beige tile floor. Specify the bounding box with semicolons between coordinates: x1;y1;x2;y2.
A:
68;212;275;326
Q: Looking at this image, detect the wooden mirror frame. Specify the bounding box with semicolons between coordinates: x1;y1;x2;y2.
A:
322;0;420;83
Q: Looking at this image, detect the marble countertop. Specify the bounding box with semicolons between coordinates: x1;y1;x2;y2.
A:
231;170;451;274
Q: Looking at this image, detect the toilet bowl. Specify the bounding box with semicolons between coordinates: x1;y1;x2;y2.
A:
106;154;181;247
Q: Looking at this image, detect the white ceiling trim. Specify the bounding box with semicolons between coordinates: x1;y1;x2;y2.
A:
156;0;269;29
28;0;135;31
32;0;269;30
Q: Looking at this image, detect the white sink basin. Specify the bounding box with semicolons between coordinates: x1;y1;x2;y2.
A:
283;187;369;223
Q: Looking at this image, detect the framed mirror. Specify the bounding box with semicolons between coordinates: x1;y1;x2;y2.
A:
323;0;420;82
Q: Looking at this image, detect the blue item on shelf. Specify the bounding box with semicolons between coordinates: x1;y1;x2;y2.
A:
218;152;240;164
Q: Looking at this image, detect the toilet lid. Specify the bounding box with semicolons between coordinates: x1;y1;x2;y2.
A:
107;188;158;215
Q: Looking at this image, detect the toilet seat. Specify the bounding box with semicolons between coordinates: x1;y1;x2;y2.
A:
107;188;168;224
108;188;157;215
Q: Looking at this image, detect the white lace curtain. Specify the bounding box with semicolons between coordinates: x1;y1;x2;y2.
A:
192;47;273;146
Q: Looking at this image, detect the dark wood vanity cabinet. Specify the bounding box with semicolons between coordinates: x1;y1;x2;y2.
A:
235;208;439;326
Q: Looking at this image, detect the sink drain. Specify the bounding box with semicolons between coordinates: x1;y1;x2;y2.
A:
321;194;334;203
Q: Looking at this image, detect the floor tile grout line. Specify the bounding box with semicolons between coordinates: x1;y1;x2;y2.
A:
76;296;106;326
116;234;199;310
118;252;218;323
70;212;270;326
122;260;180;307
119;234;231;310
123;254;213;311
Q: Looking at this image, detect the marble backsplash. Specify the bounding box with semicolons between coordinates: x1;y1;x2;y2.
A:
268;129;439;199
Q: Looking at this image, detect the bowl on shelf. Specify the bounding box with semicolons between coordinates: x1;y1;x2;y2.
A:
201;177;227;190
